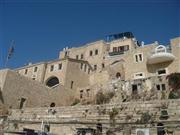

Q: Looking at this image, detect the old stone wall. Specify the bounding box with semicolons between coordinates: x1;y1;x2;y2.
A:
5;99;180;135
0;69;76;109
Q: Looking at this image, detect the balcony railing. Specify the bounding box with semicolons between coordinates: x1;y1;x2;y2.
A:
147;45;175;64
109;51;125;56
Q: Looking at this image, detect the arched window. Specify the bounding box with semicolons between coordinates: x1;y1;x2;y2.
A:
50;102;56;107
46;76;59;87
116;72;121;79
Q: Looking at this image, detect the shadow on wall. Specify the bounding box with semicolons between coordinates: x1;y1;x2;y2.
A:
146;61;172;74
0;88;4;104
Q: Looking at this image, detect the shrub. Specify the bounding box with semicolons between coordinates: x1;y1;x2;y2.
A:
168;91;179;99
71;98;80;106
109;108;119;127
166;73;180;91
96;91;115;104
140;112;152;123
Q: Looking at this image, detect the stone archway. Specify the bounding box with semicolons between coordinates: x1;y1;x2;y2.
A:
46;76;59;87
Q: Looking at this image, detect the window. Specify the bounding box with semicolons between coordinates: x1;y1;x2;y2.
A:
118;46;124;52
113;47;117;52
134;72;145;79
124;45;129;51
32;77;36;80
80;90;83;99
84;64;87;72
34;67;38;72
58;63;62;70
46;77;59;87
162;84;166;90
86;89;90;97
156;84;161;90
156;84;166;91
80;63;83;69
134;53;143;62
50;65;54;72
24;69;28;75
76;55;79;59
71;81;74;89
94;65;97;70
65;51;68;57
95;49;98;55
19;97;26;109
157;69;167;75
88;68;90;74
81;54;83;59
102;63;105;68
89;50;93;56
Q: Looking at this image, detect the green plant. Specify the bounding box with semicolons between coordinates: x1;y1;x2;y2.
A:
71;98;80;106
166;73;180;91
96;91;115;104
109;108;119;127
168;91;179;99
159;110;169;120
140;112;152;124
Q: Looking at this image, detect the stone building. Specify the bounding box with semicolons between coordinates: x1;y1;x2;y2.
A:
0;32;180;135
12;32;180;105
0;32;179;108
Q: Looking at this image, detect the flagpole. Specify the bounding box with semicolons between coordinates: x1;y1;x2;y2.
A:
4;40;15;68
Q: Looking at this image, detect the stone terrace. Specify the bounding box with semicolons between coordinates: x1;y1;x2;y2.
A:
8;99;180;125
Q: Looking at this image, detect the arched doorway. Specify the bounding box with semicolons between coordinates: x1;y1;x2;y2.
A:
46;76;59;87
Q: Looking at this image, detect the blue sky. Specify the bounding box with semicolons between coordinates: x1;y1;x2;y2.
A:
0;0;179;69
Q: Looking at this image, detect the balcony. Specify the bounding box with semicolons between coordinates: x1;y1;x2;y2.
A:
147;45;175;64
109;51;125;56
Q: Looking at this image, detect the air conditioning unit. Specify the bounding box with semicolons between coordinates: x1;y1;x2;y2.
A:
136;128;150;135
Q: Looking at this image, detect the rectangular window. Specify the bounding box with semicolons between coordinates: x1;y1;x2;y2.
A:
34;67;38;72
157;69;167;75
134;53;143;62
94;65;97;70
71;81;74;89
81;54;83;59
162;84;166;91
124;45;129;51
102;63;105;68
95;49;98;55
156;84;161;90
58;63;62;70
80;90;83;99
65;51;68;57
119;46;124;52
113;47;117;52
50;65;54;72
88;68;90;74
135;55;138;62
76;55;79;59
86;89;90;97
89;51;93;56
25;69;28;75
80;63;83;69
84;64;87;72
156;84;166;91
